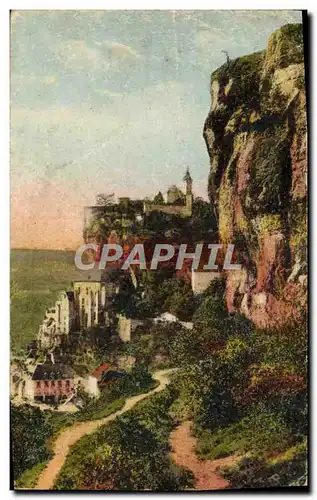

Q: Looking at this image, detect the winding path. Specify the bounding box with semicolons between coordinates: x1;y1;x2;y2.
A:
34;369;175;490
170;421;237;491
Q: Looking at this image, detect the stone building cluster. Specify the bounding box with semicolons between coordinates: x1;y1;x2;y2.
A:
83;168;194;237
12;168;223;406
37;269;118;350
143;168;193;217
38;292;76;349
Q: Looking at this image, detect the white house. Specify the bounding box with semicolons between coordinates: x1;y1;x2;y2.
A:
153;312;193;330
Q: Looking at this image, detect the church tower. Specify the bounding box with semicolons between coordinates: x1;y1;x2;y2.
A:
183;167;193;215
183;167;193;195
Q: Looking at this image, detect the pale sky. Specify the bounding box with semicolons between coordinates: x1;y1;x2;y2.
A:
10;10;302;249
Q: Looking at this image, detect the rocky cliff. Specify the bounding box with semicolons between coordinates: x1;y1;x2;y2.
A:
204;24;307;328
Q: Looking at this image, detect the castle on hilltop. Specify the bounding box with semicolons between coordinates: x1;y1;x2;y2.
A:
83;168;194;237
143;168;193;217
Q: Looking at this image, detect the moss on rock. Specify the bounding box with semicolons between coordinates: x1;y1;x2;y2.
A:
256;214;282;236
263;24;304;77
218;173;234;243
211;51;264;112
204;23;306;323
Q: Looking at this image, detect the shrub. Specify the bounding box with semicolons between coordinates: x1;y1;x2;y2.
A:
197;407;294;461
11;405;53;481
15;461;48;489
222;440;307;488
55;391;193;491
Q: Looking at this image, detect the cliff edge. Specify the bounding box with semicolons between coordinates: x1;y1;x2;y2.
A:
203;24;307;328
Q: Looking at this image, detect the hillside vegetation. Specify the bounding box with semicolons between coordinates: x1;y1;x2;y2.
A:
48;279;307;490
11;249;78;352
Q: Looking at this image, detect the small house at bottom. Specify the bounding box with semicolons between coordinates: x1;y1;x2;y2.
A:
25;364;77;403
90;362;126;390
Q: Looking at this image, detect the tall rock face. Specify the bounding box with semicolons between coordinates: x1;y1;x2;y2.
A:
204;24;307;328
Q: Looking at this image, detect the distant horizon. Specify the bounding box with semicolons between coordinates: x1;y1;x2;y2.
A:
11;247;76;252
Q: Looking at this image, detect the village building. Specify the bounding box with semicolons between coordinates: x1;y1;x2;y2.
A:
37;269;119;351
143;168;193;217
17;362;119;403
77;363;112;399
37;291;76;349
73;269;113;330
90;362;111;382
83;169;194;237
91;363;125;389
24;364;77;403
153;312;194;330
78;363;126;398
117;311;193;343
117;315;145;342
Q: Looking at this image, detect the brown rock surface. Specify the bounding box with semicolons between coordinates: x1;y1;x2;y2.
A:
203;24;307;328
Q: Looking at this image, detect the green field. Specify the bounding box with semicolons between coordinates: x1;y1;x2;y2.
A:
10;249;79;353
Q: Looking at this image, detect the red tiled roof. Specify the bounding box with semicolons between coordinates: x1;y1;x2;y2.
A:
91;363;110;378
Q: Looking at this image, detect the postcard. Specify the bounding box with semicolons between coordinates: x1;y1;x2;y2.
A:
10;10;308;491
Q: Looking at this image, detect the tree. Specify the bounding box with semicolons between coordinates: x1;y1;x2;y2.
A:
190;198;217;240
153;191;164;204
86;193;120;242
221;50;230;65
11;405;53;480
96;193;115;207
160;278;196;321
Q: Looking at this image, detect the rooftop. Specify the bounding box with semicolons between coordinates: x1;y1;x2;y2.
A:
32;364;76;380
91;362;110;378
167;185;183;193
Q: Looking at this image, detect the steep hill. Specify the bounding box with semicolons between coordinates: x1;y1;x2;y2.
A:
203;24;307;328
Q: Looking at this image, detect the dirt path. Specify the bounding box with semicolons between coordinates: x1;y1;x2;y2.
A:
34;369;176;490
170;421;236;491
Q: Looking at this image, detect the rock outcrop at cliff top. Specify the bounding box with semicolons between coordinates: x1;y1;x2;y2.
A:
204;24;307;328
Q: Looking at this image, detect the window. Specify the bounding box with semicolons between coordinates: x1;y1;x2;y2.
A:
36;381;41;388
44;381;49;387
65;379;70;387
58;380;62;387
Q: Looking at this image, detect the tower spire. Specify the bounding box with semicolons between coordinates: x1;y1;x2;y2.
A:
183;168;193;215
183;167;192;182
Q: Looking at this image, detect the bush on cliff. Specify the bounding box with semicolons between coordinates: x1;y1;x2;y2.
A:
221;440;307;488
11;405;53;481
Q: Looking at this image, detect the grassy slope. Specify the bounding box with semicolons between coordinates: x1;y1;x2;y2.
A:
10;249;79;353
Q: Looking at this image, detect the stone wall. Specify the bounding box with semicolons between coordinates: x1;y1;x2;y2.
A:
143;202;192;217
